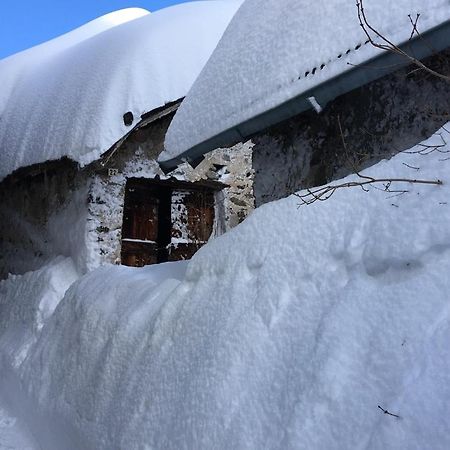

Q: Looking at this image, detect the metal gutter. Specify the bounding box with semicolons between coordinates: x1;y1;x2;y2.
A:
159;19;450;171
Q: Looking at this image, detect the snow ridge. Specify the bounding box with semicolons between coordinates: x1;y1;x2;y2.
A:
1;126;450;449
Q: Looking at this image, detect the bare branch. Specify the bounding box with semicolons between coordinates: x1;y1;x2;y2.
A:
402;162;420;170
356;0;450;81
378;405;400;419
295;177;442;206
408;14;421;41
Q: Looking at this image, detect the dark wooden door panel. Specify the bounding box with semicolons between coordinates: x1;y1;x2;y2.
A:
171;189;215;243
168;243;203;261
123;202;159;241
186;191;215;242
121;178;219;267
121;181;161;266
121;240;158;267
122;185;160;242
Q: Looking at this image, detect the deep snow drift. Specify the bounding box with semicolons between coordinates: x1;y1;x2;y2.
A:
0;260;187;449
2;126;450;448
0;257;79;450
162;0;450;162
0;404;36;450
0;1;241;181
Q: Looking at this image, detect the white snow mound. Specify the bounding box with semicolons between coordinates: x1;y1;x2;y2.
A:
162;0;450;162
5;125;450;449
0;257;79;369
0;1;241;181
0;257;80;450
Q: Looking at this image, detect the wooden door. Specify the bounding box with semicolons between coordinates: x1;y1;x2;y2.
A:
121;179;218;266
168;189;215;261
121;181;160;266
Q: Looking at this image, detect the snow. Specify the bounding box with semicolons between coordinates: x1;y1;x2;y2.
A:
0;258;186;449
1;125;450;447
0;1;242;182
121;238;157;244
162;0;450;162
0;257;79;369
0;404;36;450
307;96;323;114
0;257;79;450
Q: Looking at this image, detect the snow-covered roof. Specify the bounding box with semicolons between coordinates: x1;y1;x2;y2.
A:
0;1;242;182
161;0;450;167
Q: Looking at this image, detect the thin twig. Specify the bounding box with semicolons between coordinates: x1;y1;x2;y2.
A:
295;177;442;205
294;116;445;206
356;0;450;81
378;405;400;418
402;162;420;170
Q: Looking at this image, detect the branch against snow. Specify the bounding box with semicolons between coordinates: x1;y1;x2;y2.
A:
294;176;442;206
295;4;449;207
356;0;450;82
295;117;444;206
378;405;401;419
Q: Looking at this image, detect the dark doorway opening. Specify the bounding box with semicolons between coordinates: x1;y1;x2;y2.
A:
121;178;224;267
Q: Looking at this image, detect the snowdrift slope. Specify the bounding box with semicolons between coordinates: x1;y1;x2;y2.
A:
0;258;79;450
2;127;450;448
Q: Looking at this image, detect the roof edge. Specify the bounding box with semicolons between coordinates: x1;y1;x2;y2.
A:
160;19;450;171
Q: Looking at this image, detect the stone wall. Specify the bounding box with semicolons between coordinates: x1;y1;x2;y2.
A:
252;51;450;205
85;114;254;266
0;160;92;278
0;110;255;276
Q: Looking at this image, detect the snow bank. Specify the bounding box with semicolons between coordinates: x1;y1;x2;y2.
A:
0;1;241;181
9;125;450;449
0;258;79;450
162;0;450;162
0;402;37;450
0;257;79;369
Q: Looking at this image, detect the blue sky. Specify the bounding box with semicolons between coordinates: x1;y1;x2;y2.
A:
0;0;190;59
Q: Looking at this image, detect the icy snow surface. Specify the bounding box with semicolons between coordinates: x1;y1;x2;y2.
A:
0;257;79;449
162;0;450;162
0;125;448;448
0;1;242;182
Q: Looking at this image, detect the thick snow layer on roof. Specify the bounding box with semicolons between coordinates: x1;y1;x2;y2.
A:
0;2;241;181
2;126;450;448
162;0;450;162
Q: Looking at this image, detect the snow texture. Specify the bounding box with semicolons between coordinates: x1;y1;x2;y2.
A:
0;1;241;181
0;404;36;450
0;125;449;448
0;257;79;450
162;0;450;161
0;257;79;369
